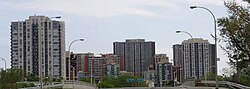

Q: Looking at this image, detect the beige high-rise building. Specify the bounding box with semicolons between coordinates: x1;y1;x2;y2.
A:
10;15;65;79
173;38;216;82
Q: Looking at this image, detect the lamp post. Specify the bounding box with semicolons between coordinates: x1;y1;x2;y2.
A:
68;39;84;81
50;16;61;19
174;46;185;83
176;30;193;39
0;57;6;70
173;66;181;87
176;30;195;86
91;57;93;84
190;6;218;89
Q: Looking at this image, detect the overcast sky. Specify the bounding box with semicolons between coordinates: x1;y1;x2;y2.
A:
0;0;245;74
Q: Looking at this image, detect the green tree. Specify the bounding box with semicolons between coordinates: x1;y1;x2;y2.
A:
26;73;39;81
206;72;216;81
97;75;148;88
79;77;96;84
43;76;52;85
218;0;250;69
0;68;25;89
217;0;250;83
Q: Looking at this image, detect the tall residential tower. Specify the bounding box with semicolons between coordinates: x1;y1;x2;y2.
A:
113;39;155;76
10;15;65;79
173;38;216;82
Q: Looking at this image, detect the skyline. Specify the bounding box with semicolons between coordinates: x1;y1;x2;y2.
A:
0;0;245;74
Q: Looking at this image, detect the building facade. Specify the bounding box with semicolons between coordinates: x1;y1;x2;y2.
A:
173;38;216;81
113;39;155;76
155;62;173;87
155;54;169;65
209;44;216;76
10;15;65;79
172;44;184;83
87;56;103;81
74;53;122;82
101;54;124;71
105;63;120;76
66;52;94;80
144;70;157;84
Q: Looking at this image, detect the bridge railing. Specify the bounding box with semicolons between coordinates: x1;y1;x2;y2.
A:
200;81;250;89
227;81;250;89
63;80;96;87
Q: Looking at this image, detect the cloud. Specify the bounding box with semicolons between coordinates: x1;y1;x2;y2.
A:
0;0;244;17
188;0;225;6
0;0;165;17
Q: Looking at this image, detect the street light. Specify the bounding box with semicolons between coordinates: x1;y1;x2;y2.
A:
176;30;193;39
173;66;181;87
176;30;195;86
0;57;6;70
50;16;62;19
173;46;185;84
190;5;218;89
68;39;84;81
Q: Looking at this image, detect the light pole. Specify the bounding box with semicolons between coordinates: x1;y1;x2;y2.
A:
91;57;93;84
90;56;94;85
190;6;218;89
173;66;181;87
176;30;193;39
68;39;84;81
0;57;6;70
176;30;195;86
50;16;61;19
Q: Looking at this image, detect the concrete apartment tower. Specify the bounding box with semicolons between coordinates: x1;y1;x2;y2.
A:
10;15;65;79
113;39;155;76
173;38;216;82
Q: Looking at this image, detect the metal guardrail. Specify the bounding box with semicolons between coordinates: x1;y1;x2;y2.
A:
19;84;63;89
201;81;250;89
64;80;97;87
227;82;250;89
182;77;195;83
180;77;195;87
20;80;96;89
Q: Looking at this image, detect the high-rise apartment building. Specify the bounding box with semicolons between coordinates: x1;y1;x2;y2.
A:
173;44;184;83
113;39;155;76
10;15;65;79
173;38;216;81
